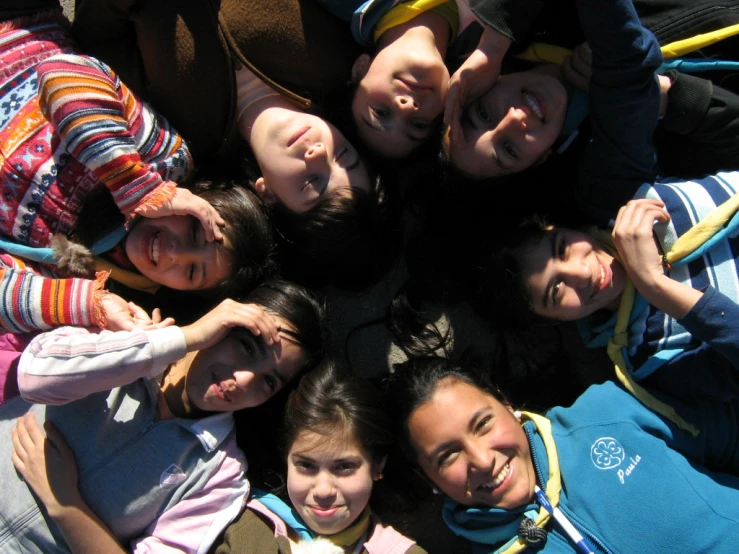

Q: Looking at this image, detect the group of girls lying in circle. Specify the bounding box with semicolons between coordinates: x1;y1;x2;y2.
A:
2;0;739;552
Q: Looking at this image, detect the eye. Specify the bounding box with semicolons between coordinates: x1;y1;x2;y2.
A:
334;462;358;475
264;374;276;392
476;102;491;123
503;140;518;160
240;337;254;357
475;415;492;434
437;449;459;469
551;282;562;306
372;106;390;118
335;146;348;163
295;460;317;473
188;264;195;281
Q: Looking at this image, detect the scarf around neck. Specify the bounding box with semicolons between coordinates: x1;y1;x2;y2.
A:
583;176;739;439
442;413;560;553
250;489;372;547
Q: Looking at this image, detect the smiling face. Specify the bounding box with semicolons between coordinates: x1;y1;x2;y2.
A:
519;227;626;321
352;49;448;158
185;320;305;412
252;110;372;214
125;215;233;290
287;429;382;536
408;379;536;509
445;67;568;178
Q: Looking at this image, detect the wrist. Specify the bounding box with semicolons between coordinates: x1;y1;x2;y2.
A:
46;492;85;521
477;26;511;60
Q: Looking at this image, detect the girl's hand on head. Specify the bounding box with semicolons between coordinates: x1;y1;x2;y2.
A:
11;414;81;517
101;293;175;331
612;198;670;289
136;187;225;242
181;299;281;352
563;42;592;93
445;27;511;145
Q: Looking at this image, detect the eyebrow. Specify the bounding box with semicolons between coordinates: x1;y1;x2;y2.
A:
542;231;558;308
426;407;489;463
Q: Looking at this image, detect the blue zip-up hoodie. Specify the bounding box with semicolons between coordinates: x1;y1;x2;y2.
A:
443;382;739;553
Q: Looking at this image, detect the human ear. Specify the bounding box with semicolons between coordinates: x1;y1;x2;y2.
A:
373;455;388;480
351;54;372;83
254;177;276;206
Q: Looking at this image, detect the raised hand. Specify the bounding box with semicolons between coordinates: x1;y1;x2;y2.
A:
181;299;282;352
135;187;225;242
101;292;175;331
445;27;511;145
563;42;592;93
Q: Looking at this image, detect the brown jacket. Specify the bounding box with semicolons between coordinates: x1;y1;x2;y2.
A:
71;0;362;162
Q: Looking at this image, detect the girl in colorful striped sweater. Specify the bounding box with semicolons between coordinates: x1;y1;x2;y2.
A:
0;11;275;334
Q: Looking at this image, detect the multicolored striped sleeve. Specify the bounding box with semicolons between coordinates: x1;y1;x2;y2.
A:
35;53;189;218
0;255;106;332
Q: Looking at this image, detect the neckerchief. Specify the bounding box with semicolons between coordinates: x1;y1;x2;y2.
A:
442;413;560;553
588;209;739;438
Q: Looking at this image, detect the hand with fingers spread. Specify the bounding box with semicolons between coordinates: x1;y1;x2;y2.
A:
181;299;282;353
135;187;225;242
612;198;703;319
445;27;511;145
563;42;592;93
101;293;175;331
11;413;81;516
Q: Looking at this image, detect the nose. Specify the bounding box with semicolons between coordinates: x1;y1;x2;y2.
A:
166;239;199;266
562;258;592;289
313;471;337;499
499;106;527;133
304;142;327;162
395;94;419;113
467;440;494;473
233;370;255;390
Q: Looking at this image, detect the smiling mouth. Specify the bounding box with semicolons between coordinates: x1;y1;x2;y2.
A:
212;374;232;402
477;461;512;493
592;259;609;297
522;91;544;121
148;231;160;266
288;126;311;147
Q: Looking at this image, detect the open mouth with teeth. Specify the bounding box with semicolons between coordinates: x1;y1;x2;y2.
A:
148;231;160;266
522;91;544;121
212;374;232;402
592;257;611;297
477;461;512;493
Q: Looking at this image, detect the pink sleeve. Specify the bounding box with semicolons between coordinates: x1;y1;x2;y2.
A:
131;436;249;554
18;325;186;405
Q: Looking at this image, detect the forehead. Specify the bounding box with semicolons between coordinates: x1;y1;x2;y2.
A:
290;429;363;459
409;380;500;447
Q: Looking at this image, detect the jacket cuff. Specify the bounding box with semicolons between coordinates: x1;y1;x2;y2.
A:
469;0;544;41
662;70;713;135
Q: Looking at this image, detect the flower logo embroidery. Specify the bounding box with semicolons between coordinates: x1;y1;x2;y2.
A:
590;437;625;470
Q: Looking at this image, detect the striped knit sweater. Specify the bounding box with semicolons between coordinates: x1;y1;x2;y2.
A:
0;19;192;331
0;253;106;332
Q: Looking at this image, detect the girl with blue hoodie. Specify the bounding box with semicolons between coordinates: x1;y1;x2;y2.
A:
386;357;739;554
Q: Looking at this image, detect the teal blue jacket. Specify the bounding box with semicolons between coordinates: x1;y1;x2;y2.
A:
444;382;739;553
